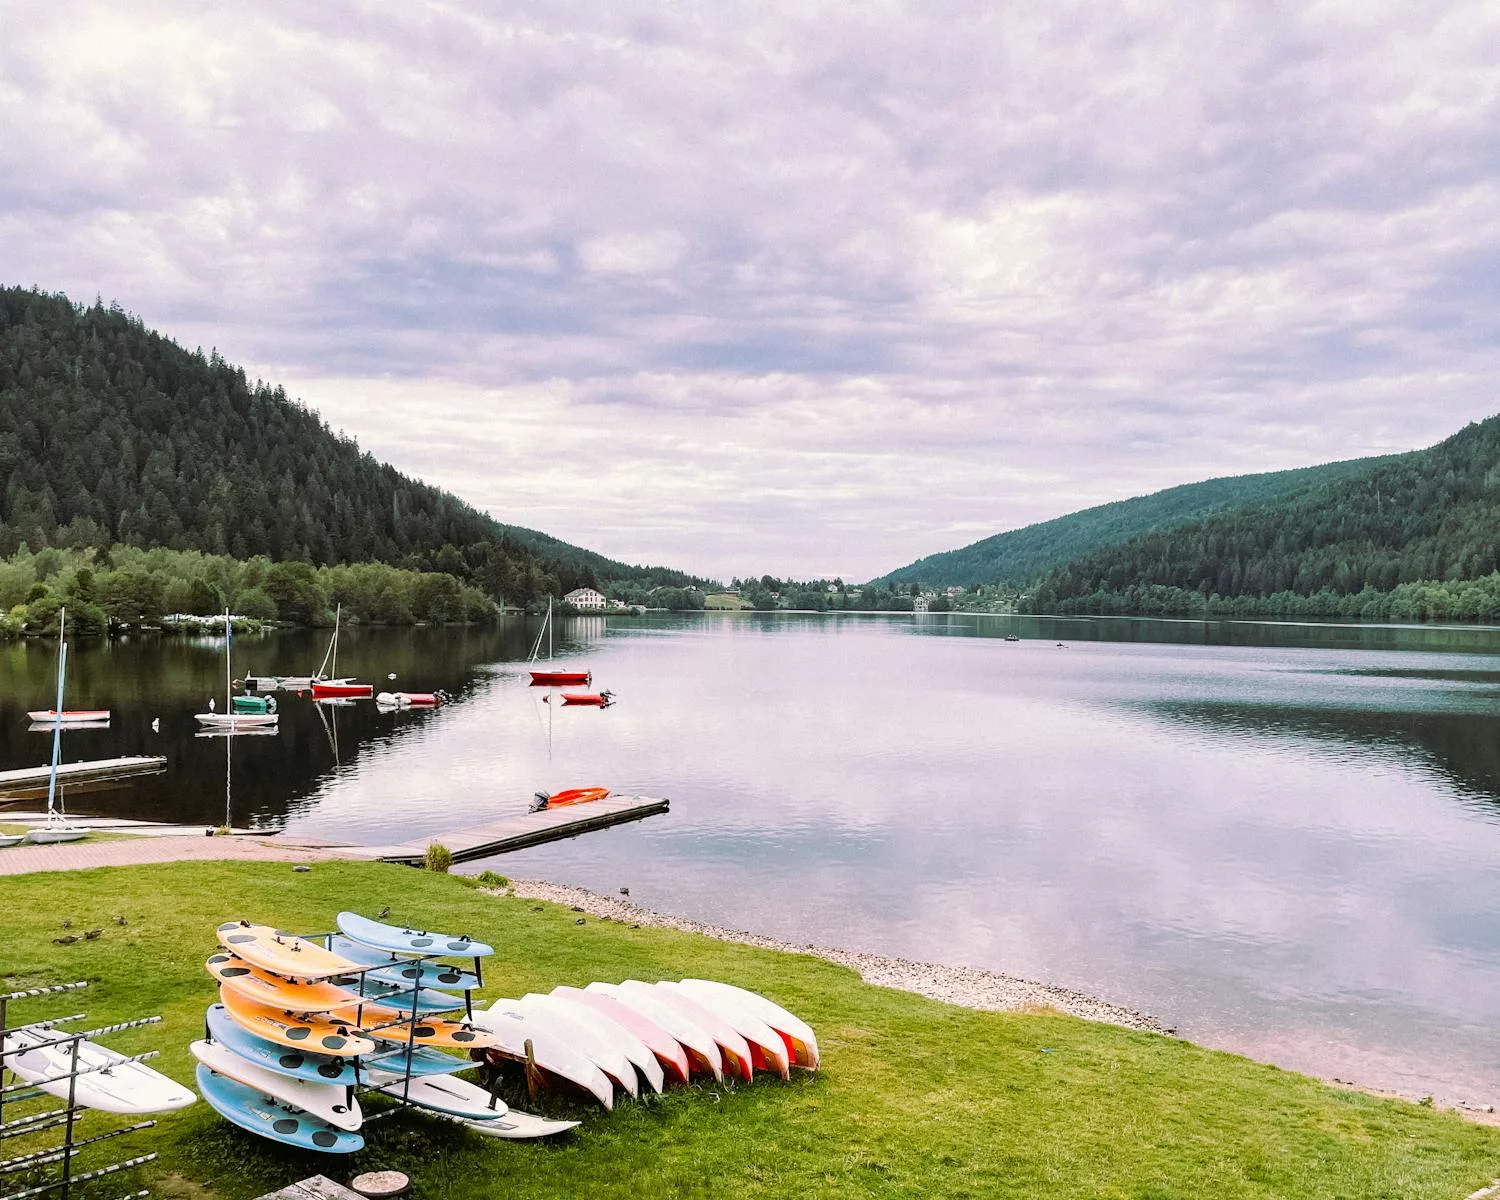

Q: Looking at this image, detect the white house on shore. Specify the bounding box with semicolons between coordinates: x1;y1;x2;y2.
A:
564;587;608;609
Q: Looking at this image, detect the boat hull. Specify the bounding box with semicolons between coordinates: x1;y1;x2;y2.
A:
196;713;279;729
27;710;109;724
312;680;373;699
529;670;591;686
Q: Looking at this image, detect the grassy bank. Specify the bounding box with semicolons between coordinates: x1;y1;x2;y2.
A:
1;861;1496;1199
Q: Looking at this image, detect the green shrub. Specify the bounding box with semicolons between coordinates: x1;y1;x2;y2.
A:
424;842;453;873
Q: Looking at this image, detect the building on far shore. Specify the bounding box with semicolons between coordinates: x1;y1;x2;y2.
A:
564;587;607;609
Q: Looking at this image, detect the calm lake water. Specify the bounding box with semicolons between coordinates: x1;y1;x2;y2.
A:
5;612;1500;1103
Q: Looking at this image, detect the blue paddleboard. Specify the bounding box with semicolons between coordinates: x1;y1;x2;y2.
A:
196;1064;365;1153
336;911;493;959
330;937;481;991
205;1005;361;1086
365;1046;472;1078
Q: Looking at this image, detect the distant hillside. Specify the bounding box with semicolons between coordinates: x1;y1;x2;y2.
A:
0;287;697;601
871;457;1400;589
1030;413;1500;614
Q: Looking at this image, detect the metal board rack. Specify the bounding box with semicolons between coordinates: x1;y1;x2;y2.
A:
0;982;157;1200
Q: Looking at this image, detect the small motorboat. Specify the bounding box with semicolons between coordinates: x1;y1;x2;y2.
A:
376;691;442;708
232;694;277;715
243;675;315;691
1003;634;1021;643
530;787;610;811
558;691;613;707
27;709;110;724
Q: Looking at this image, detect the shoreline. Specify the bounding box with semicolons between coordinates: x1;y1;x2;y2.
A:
503;877;1500;1127
503;878;1167;1031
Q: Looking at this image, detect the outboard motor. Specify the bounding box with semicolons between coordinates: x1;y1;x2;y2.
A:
529;791;550;812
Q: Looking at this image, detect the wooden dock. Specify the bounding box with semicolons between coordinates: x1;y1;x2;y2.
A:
365;794;670;865
0;756;167;794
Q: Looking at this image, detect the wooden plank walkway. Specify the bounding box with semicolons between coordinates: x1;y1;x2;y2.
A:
0;756;167;793
365;794;670;865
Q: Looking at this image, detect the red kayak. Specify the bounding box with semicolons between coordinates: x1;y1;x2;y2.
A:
311;679;373;699
530;669;591;686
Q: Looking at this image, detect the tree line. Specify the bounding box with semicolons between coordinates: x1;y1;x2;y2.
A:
0;544;496;637
1026;413;1500;619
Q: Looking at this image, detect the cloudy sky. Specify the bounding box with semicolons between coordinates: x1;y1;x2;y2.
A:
4;2;1499;581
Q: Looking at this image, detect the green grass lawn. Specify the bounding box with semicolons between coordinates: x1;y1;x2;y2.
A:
1;861;1496;1199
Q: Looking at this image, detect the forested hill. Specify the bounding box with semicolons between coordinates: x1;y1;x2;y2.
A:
1030;412;1500;615
0;287;697;602
870;456;1399;589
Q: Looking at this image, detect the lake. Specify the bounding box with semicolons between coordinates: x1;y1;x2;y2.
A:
4;612;1500;1105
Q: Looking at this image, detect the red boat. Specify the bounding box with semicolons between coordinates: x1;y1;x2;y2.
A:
311;679;373;699
529;669;592;686
558;690;613;707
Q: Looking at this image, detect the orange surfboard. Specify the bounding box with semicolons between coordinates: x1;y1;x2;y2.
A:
216;921;358;981
206;953;367;1013
219;987;378;1058
349;1009;496;1051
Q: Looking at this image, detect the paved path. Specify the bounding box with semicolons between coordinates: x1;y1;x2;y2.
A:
0;835;356;876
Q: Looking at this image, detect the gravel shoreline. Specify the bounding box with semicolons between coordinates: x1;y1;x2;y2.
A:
503;878;1500;1127
503;878;1167;1032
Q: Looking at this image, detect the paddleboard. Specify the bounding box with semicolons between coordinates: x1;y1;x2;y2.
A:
349;1009;494;1051
219;988;378;1058
336;911;493;959
442;1109;579;1139
205;1005;362;1085
640;982;753;1082
191;1039;362;1131
586;981;723;1083
677;979;820;1069
1;1027;196;1115
208;953;365;1013
659;981;789;1079
533;991;665;1093
364;1067;510;1120
327;936;481;991
216;921;359;981
469;1002;615;1108
551;985;690;1084
196;1064;364;1153
514;995;638;1098
366;1046;472;1078
331;978;468;1015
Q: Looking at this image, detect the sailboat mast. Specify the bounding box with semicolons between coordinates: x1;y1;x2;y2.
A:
46;608;67;817
332;603;340;679
548;597;553;663
224;606;232;713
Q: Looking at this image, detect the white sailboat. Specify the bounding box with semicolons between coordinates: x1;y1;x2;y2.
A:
196;610;279;730
28;608;88;844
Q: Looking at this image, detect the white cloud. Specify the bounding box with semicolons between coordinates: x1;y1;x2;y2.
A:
3;0;1500;578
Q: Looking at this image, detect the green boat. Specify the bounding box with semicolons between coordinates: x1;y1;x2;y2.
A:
231;694;277;715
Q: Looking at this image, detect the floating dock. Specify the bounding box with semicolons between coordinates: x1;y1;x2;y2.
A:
0;756;167;794
365;794;670;865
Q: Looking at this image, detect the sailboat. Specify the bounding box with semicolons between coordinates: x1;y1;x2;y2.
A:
310;604;373;698
196;611;279;730
28;608;89;844
528;598;591;686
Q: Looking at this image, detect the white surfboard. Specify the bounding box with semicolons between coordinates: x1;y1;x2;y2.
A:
529;992;665;1094
469;1002;615;1108
190;1039;361;1131
586;981;723;1083
659;981;790;1079
2;1027;196;1115
515;994;639;1098
442;1109;579;1139
676;979;820;1069
363;1067;510;1120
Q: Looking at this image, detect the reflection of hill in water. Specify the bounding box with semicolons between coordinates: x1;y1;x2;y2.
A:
0;621;590;828
1142;695;1500;812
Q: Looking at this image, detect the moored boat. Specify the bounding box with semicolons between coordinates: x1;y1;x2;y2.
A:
376;691;441;707
26;708;110;724
558;690;613;707
311;679;374;699
527;598;591;686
